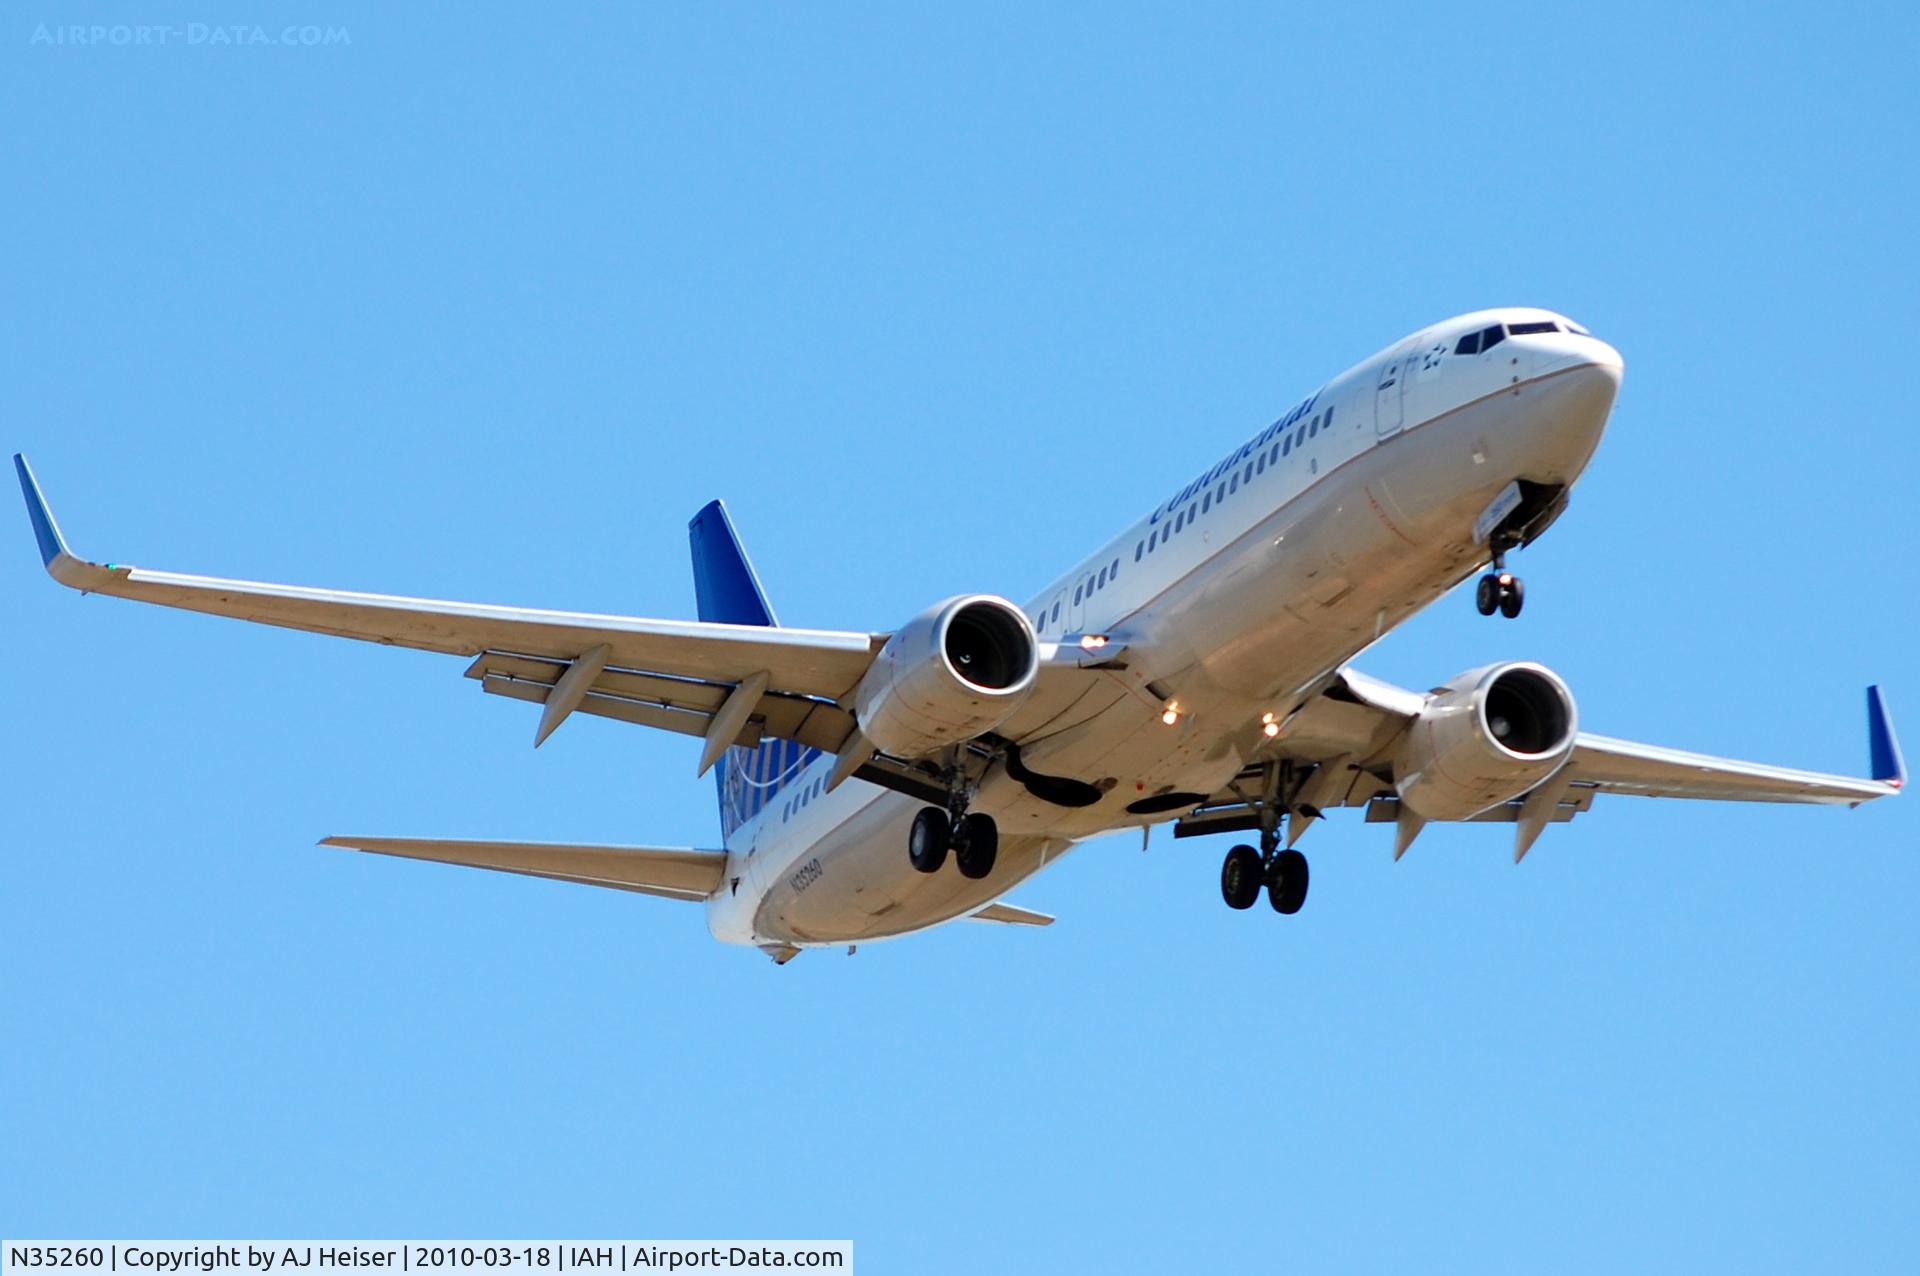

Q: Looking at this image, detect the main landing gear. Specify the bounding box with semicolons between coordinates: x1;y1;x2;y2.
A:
909;807;999;879
908;756;999;880
1219;837;1309;915
1218;762;1309;915
1475;546;1525;619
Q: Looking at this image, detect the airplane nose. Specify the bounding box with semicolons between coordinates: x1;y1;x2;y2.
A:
1534;336;1623;383
1520;344;1622;482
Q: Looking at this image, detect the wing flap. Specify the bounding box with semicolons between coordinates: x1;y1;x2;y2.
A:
466;651;859;753
319;836;728;900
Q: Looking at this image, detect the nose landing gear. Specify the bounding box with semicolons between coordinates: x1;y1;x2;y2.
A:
1475;546;1525;619
1470;478;1568;620
1475;569;1525;618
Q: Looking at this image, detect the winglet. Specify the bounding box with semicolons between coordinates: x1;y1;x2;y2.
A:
1869;685;1905;788
14;453;71;567
14;454;115;591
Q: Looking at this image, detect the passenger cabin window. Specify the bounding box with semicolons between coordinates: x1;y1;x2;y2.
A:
1135;542;1143;561
1074;584;1082;604
1509;320;1560;335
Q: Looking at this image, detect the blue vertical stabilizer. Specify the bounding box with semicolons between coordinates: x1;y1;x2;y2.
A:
688;501;812;839
689;500;778;628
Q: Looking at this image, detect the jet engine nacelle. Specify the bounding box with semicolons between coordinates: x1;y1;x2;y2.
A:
852;594;1039;759
1392;662;1578;821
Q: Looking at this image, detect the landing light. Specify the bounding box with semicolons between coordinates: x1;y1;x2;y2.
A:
1161;700;1182;726
1261;711;1280;739
1079;634;1110;650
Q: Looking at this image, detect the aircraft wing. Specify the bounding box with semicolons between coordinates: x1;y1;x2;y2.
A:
16;455;879;699
1566;723;1902;805
13;457;885;786
15;456;1127;801
1174;667;1901;854
319;836;727;902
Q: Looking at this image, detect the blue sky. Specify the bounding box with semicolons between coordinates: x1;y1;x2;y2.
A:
4;4;1916;1270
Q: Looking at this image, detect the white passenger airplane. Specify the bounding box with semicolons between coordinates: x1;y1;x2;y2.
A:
16;308;1905;961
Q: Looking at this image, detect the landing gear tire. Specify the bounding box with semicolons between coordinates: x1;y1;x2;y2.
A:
955;813;999;880
1266;847;1309;915
1476;574;1500;616
909;807;950;874
1221;844;1263;910
1499;575;1525;618
1477;571;1525;619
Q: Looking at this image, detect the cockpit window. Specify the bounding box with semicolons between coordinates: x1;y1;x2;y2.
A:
1459;320;1575;354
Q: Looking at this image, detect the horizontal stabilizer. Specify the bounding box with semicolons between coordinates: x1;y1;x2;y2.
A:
967;901;1055;926
318;836;727;902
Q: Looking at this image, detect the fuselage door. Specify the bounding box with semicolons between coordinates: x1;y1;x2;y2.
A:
1374;345;1410;437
